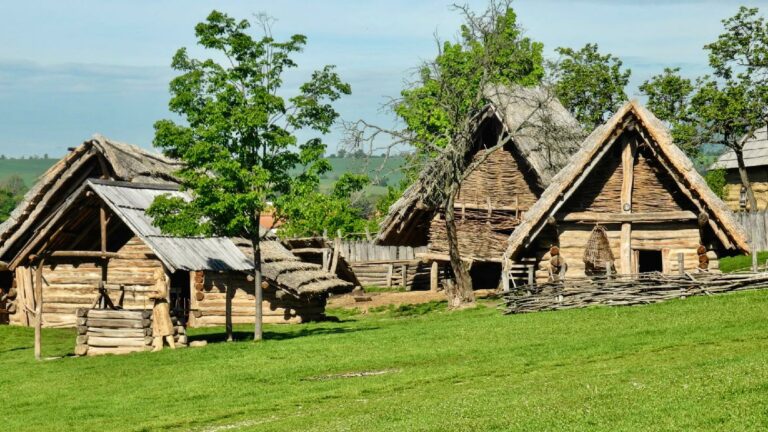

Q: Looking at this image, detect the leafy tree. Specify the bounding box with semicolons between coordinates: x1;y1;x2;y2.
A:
0;175;27;196
0;190;16;222
639;67;699;157
552;43;631;129
705;168;727;199
394;3;544;154
336;148;347;158
277;173;373;237
351;1;559;308
640;7;768;210
147;11;350;341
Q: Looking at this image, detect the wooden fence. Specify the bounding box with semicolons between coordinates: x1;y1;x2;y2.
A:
339;241;428;263
734;210;768;251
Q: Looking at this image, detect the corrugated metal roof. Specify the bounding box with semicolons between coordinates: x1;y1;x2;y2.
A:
87;180;253;272
711;127;768;170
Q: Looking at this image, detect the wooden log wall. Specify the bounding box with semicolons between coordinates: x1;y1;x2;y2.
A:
75;308;187;356
722;168;768;211
188;271;326;327
8;236;164;328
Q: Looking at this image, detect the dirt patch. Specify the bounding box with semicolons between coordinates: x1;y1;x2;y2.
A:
328;289;498;311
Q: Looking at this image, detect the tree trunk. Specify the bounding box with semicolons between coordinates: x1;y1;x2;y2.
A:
735;147;758;211
443;191;474;308
251;227;263;342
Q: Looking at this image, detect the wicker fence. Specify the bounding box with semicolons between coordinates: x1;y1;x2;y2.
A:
734;210;768;251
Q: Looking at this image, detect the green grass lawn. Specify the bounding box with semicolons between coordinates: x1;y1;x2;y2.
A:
719;251;768;272
3;291;768;431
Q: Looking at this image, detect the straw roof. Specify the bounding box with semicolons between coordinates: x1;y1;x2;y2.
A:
711;126;768;170
504;100;750;261
0;135;351;297
377;85;583;244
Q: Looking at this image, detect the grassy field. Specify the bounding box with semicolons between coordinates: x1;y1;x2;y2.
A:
0;158;59;189
3;290;768;431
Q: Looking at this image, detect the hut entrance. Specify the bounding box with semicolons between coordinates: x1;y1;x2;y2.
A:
636;250;663;273
169;270;190;325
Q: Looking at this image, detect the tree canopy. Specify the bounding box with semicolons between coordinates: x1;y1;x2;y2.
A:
553;43;631;130
147;10;350;340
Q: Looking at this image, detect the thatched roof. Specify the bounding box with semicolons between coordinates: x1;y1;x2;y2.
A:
0;134;181;261
711;126;768;170
376;85;583;245
504;100;750;261
0;135;351;297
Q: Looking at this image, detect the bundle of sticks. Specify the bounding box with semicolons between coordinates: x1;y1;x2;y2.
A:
502;271;768;314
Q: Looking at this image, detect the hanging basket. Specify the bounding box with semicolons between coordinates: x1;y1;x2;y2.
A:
583;225;614;274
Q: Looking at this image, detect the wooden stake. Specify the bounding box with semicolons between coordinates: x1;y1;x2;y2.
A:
430;261;439;292
678;253;685;275
34;259;44;360
401;264;408;290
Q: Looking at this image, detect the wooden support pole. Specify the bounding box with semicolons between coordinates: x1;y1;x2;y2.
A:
527;265;535;286
100;204;107;255
677;253;685;275
430;261;439;292
386;264;393;288
620;138;634;275
34;259;44;360
401;264;408;290
330;236;341;274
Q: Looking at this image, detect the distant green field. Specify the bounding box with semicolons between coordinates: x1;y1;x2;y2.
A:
0;158;59;190
0;156;406;197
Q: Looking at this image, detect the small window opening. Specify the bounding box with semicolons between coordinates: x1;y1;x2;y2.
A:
637;250;663;273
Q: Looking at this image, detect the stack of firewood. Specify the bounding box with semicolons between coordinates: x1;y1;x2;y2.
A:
502;271;768;314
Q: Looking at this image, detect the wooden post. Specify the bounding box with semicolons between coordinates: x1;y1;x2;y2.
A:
751;238;758;272
677;253;685;275
401;264;408;290
502;260;510;292
527;265;535;286
34;259;44;360
330;235;341;274
605;261;612;280
386;264;393;288
620;138;634;275
430;261;439;292
322;248;329;271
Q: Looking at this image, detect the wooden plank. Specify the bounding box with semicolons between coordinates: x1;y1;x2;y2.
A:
559;211;697;223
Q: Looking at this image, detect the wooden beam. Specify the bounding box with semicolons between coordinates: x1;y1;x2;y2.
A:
620;138;634;275
100;204;107;254
49;251;123;259
558;211;697;223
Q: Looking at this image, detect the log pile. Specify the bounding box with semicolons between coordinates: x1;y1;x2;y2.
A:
75;308;187;356
502;271;768;314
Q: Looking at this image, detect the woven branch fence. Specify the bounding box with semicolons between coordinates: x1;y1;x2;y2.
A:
502;271;768;314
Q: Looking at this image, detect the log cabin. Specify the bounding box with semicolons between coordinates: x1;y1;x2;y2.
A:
376;85;584;288
503;100;750;282
711;126;768;211
0;135;351;327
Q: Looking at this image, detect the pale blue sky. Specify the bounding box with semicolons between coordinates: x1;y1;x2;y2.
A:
0;0;765;157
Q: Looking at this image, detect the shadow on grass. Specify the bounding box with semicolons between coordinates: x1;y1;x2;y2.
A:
188;325;378;344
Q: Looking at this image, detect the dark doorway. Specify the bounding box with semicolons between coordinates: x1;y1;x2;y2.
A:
169;270;190;325
637;250;663;273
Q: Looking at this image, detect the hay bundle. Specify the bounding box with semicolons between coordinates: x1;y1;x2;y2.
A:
583;225;614;274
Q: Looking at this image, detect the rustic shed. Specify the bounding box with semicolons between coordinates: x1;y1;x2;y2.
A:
376;85;583;287
0;136;351;327
504;100;749;281
711;126;768;211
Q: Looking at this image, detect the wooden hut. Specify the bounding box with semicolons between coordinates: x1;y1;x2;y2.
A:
711;126;768;211
0;136;351;327
503;101;750;281
376;85;583;287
